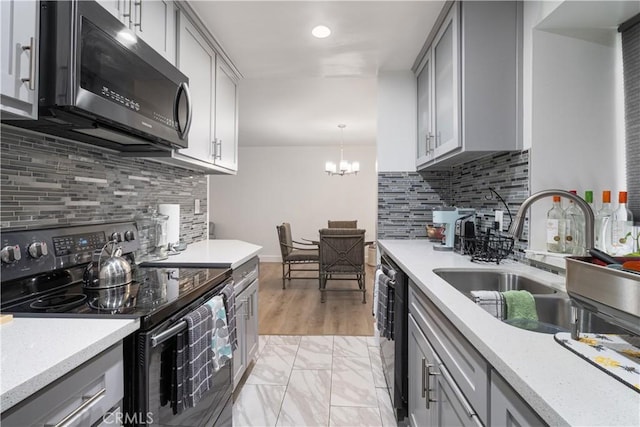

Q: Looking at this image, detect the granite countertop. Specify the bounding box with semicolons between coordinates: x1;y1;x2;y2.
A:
378;239;640;426
0;317;139;412
143;239;262;269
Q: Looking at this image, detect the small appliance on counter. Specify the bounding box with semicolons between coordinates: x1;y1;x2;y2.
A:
432;207;476;251
454;213;477;254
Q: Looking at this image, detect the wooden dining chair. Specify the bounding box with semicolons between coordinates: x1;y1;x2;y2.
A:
318;228;366;303
276;223;319;289
327;220;357;229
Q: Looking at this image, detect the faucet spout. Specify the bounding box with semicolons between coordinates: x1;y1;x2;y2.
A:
507;189;595;254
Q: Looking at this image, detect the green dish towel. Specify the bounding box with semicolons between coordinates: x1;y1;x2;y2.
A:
502;290;538;321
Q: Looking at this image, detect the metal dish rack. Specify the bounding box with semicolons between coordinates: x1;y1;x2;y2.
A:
470;231;514;264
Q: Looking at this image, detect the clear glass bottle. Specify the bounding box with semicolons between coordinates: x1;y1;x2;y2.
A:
595;190;612;251
546;195;565;253
564;190;586;255
607;191;634;255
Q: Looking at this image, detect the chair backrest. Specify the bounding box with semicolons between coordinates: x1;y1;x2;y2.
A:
318;228;365;273
328;220;357;229
276;223;293;257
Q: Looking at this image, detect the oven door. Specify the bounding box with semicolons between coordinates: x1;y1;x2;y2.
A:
125;287;233;426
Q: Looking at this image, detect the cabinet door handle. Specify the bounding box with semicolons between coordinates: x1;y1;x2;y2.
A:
211;140;217;159
425;363;439;409
421;358;427;398
216;140;223;160
440;365;476;418
20;37;36;91
45;388;106;427
134;0;142;30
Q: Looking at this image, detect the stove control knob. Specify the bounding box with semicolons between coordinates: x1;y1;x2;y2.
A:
28;242;48;259
110;232;123;243
1;245;22;264
124;230;135;241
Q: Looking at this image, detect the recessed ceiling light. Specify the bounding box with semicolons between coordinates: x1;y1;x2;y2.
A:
312;25;331;39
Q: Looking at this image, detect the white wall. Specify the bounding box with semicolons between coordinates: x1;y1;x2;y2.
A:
525;2;626;250
209;145;378;261
377;71;417;172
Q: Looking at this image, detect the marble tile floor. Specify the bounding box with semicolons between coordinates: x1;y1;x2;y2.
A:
232;335;398;427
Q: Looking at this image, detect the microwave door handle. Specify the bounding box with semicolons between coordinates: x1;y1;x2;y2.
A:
174;82;193;140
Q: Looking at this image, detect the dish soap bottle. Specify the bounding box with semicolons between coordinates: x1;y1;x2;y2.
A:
546;196;565;253
607;191;634;255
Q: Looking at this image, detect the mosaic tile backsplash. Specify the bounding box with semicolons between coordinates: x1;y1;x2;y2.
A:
1;127;208;244
378;150;530;258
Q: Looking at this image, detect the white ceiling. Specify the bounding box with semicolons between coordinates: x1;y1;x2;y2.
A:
190;1;446;147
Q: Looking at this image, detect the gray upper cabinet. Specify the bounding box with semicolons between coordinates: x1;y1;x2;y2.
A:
149;7;238;175
96;0;176;64
214;60;239;171
1;0;39;119
416;1;522;170
133;0;176;64
177;12;217;164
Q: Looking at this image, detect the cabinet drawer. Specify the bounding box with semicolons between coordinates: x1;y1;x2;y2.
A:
2;343;124;427
409;282;489;424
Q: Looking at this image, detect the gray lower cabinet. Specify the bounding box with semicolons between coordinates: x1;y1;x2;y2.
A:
490;372;545;427
409;277;487;426
408;314;483;427
2;343;124;427
232;257;260;389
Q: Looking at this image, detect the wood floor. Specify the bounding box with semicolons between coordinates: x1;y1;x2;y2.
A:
257;262;375;336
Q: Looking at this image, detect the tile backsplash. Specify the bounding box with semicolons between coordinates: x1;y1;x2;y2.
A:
378;150;530;259
1;127;208;244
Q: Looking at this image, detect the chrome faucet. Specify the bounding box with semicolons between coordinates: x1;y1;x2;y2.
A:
507;189;596;340
507;189;595;253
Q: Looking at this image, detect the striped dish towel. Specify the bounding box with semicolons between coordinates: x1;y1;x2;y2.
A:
470;290;505;320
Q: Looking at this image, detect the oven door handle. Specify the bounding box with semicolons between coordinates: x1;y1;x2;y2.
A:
151;320;188;348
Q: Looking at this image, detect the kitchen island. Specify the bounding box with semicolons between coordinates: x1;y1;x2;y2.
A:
379;239;639;426
0;317;139;412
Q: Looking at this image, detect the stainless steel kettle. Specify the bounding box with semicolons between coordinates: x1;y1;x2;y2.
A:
83;241;132;288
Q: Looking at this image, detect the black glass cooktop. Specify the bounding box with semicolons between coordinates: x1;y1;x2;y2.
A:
1;265;231;330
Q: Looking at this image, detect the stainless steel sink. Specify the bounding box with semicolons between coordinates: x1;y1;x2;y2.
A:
433;269;558;295
530;295;627;334
434;268;624;334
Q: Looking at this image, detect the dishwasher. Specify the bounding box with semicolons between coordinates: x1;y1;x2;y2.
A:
379;254;408;421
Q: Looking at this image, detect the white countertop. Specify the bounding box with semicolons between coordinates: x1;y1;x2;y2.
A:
0;317;139;412
378;239;640;426
143;239;262;269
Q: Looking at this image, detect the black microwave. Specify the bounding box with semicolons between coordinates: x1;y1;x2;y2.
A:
4;0;192;153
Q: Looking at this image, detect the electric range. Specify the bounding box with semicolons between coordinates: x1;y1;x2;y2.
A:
0;222;234;426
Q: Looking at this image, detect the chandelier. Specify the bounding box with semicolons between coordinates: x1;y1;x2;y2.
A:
325;124;360;176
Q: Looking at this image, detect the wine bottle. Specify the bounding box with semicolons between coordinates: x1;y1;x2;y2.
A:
607;191;634;255
564;190;586;255
595;190;612;251
546;196;565;253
